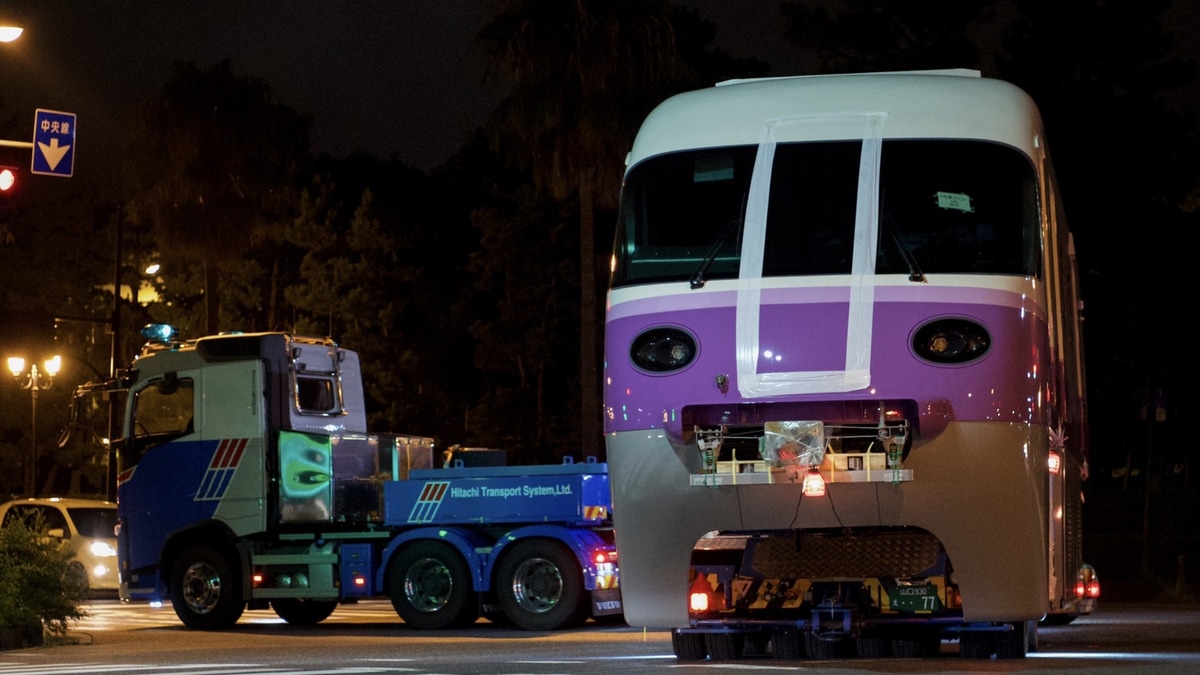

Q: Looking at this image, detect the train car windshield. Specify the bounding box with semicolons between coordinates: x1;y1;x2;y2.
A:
612;139;1040;286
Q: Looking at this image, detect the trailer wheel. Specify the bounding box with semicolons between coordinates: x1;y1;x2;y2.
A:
270;598;338;626
672;630;708;660
805;632;845;660
771;627;805;659
170;544;244;630
706;632;744;660
890;629;941;658
388;541;478;629
994;622;1029;659
958;631;992;659
856;635;888;658
495;539;586;631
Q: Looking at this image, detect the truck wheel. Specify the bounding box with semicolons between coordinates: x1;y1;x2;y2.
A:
890;628;941;658
495;539;586;630
805;632;845;660
959;631;992;659
994;621;1029;659
388;541;478;629
856;635;888;658
270;598;338;626
672;630;708;660
170;544;244;630
771;627;805;659
706;632;744;660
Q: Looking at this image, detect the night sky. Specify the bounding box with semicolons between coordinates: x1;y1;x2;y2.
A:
2;2;1197;184
0;1;816;183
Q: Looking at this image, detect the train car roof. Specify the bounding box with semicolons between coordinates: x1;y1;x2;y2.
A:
627;70;1045;170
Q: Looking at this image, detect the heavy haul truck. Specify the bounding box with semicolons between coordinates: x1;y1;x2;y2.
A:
86;325;620;630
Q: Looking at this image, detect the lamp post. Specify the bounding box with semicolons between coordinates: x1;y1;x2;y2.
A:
0;24;22;43
7;355;60;496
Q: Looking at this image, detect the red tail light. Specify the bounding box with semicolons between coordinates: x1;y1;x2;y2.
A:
1074;579;1100;598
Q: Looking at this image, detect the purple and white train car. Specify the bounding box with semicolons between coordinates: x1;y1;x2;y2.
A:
603;70;1089;660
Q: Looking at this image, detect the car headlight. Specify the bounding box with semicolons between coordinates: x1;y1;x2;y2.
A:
89;540;118;557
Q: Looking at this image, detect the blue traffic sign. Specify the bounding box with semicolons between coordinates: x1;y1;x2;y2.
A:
31;109;76;177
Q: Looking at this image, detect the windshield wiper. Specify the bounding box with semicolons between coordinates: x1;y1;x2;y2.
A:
689;193;747;289
884;216;926;283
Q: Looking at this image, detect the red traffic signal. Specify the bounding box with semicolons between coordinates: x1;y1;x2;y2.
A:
0;166;16;192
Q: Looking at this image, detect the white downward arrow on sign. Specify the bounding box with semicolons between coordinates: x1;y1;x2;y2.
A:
38;137;72;170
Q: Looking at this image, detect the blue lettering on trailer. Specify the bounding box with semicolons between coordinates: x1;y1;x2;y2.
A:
385;464;609;527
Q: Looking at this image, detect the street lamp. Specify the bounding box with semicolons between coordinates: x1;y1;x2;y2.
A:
0;25;22;43
7;355;60;496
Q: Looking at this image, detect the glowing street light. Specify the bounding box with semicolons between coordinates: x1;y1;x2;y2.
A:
0;24;22;43
7;355;61;496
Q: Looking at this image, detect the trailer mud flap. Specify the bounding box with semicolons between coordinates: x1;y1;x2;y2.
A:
592;588;623;617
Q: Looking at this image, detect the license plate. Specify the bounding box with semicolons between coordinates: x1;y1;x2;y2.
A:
888;584;942;612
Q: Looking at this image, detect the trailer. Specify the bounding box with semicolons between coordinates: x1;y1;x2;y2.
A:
101;325;620;630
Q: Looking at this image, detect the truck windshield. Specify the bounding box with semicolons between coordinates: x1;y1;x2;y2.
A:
132;378;195;436
611;139;1040;286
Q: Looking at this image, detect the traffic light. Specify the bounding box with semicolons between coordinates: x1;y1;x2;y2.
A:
0;166;16;193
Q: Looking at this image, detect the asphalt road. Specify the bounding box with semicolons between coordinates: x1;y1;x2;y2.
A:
0;600;1197;674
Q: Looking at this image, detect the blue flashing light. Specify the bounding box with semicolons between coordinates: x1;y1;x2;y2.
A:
141;323;180;343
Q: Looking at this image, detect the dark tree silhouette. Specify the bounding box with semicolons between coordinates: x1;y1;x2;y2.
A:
123;60;311;335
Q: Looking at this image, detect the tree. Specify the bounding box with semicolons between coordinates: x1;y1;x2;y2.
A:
466;183;578;463
780;0;1001;73
283;154;481;446
478;0;759;456
998;0;1198;574
124;60;311;335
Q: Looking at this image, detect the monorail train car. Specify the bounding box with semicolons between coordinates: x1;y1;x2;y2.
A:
603;70;1090;660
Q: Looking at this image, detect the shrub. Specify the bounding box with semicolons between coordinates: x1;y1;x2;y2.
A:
0;515;90;645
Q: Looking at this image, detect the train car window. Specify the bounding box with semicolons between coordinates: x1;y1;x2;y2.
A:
763;141;862;276
612;146;757;286
878;140;1039;277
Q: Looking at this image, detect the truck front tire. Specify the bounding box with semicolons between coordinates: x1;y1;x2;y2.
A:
170;544;245;630
495;539;586;631
388;541;478;629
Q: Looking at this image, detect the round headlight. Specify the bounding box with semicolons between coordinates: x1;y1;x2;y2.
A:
912;318;990;364
630;328;697;372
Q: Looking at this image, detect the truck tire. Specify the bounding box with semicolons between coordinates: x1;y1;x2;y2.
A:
672;630;708;660
889;628;941;658
706;632;744;660
270;598;338;626
495;539;587;631
805;632;845;660
388;541;478;629
170;544;244;630
993;621;1029;659
771;627;805;659
959;630;992;659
